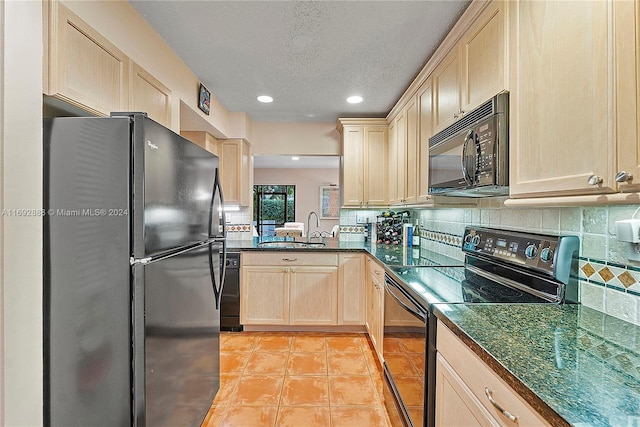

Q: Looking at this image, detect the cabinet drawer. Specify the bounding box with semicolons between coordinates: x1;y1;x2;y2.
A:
243;252;338;266
437;324;550;427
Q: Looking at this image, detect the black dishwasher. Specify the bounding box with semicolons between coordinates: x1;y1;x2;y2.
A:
220;252;242;331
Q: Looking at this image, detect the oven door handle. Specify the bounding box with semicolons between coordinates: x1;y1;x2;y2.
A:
384;280;426;322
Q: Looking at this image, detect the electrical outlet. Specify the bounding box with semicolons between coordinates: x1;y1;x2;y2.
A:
616;219;640;243
616;219;640;261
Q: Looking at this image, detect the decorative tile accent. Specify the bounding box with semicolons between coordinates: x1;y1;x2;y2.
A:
598;267;615;283
581;259;640;292
338;226;365;234
423;229;462;248
581;263;596;278
225;224;252;232
620;271;637;289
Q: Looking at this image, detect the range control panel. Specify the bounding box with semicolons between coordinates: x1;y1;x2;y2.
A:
462;226;559;275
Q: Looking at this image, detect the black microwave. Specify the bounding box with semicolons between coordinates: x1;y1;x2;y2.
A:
428;92;508;197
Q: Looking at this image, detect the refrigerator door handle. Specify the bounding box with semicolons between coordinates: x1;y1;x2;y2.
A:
131;242;207;266
208;241;227;310
209;167;227;239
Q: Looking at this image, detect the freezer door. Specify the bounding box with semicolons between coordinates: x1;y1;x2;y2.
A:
43;117;132;427
131;114;219;259
142;243;221;427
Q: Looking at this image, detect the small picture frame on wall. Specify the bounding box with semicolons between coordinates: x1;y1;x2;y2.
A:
198;83;211;115
319;186;340;219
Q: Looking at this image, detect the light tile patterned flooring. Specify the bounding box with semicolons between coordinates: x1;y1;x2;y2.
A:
202;332;392;426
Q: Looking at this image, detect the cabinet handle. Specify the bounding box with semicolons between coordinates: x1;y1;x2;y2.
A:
587;175;602;186
282;258;298;262
374;270;382;277
484;388;518;423
615;171;633;183
291;268;296;273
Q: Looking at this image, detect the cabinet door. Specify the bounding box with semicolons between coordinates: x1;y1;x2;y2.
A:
615;0;640;193
289;267;338;325
240;266;289;325
366;258;385;362
436;355;500;427
342;126;365;206
372;274;385;363
388;120;399;204
418;78;434;199
220;139;251;206
364;127;388;206
405;99;419;204
433;47;462;134
46;2;129;116
460;1;506;113
338;254;366;325
391;110;407;205
509;1;615;197
130;62;171;128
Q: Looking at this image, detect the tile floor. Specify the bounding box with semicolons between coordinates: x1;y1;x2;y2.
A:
202;332;392;426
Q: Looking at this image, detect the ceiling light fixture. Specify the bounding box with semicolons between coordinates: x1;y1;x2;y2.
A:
257;95;273;103
347;95;363;104
291;156;300;161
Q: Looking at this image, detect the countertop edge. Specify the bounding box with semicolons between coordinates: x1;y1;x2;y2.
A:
432;306;571;427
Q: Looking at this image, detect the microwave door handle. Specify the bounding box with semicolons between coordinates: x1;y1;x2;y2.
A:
461;131;478;186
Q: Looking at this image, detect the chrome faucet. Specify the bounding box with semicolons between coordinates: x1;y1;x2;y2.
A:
307;211;319;242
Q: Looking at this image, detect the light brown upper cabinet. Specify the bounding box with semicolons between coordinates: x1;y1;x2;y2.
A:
433;1;507;135
389;109;407;205
130;62;172;128
45;2;130;116
338;119;388;207
418;77;434;199
405;99;420;204
220;139;251;206
180;131;220;156
508;0;638;198
614;0;640;194
388;120;398;204
389;98;420;205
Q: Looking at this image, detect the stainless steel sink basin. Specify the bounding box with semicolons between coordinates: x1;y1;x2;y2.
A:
257;241;326;248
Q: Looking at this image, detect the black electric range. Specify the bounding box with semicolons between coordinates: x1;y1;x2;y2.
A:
381;226;580;427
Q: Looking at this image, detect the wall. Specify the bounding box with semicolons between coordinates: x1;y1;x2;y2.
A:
254;168;339;235
251;122;340;156
341;202;640;327
2;1;44;424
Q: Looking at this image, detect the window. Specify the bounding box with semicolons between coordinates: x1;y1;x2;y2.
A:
253;185;295;237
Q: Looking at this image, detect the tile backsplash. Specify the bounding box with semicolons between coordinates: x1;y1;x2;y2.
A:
225;207;254;240
341;201;640;326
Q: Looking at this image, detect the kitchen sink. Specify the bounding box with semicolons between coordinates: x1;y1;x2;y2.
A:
257;241;326;248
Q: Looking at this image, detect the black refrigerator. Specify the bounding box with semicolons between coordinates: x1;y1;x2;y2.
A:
43;113;227;427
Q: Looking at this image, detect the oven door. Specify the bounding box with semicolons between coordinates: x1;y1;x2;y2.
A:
383;274;428;427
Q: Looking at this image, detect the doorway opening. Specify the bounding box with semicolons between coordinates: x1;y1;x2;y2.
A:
253;185;295;237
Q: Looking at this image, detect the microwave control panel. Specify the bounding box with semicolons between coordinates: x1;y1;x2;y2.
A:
474;118;497;185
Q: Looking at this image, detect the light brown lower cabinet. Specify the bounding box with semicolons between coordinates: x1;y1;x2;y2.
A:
366;257;385;362
240;252;339;326
436;324;550;427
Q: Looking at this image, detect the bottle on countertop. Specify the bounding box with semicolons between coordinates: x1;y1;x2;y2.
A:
411;221;420;248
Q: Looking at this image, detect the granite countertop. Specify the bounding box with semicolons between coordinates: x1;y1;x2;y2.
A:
226;237;462;267
434;303;640;427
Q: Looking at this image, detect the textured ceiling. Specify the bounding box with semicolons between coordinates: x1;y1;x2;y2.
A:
130;0;470;123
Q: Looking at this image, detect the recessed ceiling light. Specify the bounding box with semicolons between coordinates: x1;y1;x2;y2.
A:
257;95;273;103
347;96;363;104
291;156;300;161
